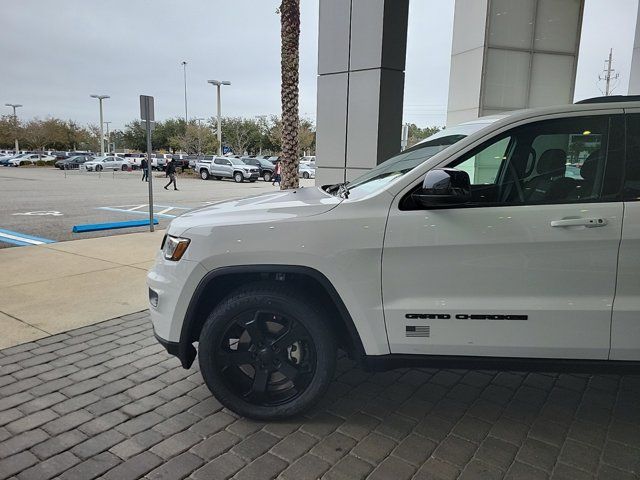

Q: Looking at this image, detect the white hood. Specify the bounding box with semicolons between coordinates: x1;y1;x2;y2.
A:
168;186;341;236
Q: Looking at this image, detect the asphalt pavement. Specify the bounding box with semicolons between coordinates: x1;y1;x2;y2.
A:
0;167;312;249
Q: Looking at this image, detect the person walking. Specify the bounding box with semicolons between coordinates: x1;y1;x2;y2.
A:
164;158;178;190
141;157;148;182
271;160;281;186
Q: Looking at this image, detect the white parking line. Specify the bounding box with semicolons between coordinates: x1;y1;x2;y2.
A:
0;228;55;246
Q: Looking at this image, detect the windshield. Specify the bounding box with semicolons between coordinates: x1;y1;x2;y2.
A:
343;119;497;196
229;158;245;165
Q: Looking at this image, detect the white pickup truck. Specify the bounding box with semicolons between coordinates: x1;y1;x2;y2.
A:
148;95;640;419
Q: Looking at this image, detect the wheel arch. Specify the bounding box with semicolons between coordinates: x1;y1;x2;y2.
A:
177;265;365;369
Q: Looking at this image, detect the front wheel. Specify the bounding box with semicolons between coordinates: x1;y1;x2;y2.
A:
96;165;103;172
303;172;310;179
262;172;272;183
200;169;210;180
198;283;337;420
234;172;244;183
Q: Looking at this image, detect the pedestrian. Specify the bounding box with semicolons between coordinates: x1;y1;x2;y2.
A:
272;160;281;186
141;156;148;182
164;158;178;191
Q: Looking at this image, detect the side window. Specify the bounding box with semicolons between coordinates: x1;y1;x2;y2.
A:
447;115;619;206
455;137;510;184
624;114;640;201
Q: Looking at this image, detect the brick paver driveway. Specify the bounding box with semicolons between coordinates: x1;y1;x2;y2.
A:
0;312;638;480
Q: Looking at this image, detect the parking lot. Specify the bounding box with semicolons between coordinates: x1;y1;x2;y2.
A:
0;311;638;480
0;168;313;248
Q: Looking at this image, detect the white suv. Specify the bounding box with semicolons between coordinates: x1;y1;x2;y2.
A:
148;96;640;419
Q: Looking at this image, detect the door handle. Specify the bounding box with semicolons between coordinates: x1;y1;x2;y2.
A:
550;217;607;228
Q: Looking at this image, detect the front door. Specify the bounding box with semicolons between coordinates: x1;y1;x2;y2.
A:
383;113;625;359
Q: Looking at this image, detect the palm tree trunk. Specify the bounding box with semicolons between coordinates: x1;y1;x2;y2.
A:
279;0;300;190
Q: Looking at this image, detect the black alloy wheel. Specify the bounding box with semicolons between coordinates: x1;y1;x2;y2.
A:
198;284;336;419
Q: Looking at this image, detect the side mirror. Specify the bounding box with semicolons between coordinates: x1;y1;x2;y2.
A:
412;168;471;208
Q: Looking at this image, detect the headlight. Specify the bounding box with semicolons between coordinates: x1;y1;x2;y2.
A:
163;235;190;261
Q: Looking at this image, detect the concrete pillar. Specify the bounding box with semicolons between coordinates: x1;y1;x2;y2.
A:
629;1;640;94
316;0;409;184
447;0;584;127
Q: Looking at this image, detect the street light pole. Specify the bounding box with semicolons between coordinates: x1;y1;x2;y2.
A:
207;80;231;155
181;61;188;124
104;121;111;154
90;94;110;156
5;103;22;153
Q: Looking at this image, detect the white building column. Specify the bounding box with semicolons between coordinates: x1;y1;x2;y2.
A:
447;0;584;127
315;0;409;184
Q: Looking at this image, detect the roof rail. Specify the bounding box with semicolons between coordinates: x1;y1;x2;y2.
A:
575;95;640;104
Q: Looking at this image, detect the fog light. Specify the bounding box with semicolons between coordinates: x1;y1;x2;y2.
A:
149;288;159;307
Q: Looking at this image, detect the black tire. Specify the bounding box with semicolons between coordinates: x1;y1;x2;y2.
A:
200;169;210;180
234;172;244;183
303;172;310;179
198;283;337;420
96;165;103;172
263;171;272;183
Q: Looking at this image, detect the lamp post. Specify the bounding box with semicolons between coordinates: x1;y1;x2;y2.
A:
5;103;22;153
207;80;231;155
90;94;110;156
181;61;188;124
104;121;111;154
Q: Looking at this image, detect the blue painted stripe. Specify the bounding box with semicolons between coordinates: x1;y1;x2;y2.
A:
0;228;55;244
73;219;159;233
97;207;176;219
0;237;33;247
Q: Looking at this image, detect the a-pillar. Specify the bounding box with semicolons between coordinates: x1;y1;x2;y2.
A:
629;1;640;94
315;0;410;184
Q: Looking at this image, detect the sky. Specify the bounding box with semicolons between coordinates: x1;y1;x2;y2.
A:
1;0;638;131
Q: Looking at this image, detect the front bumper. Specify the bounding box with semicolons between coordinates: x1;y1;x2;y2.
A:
242;171;260;179
147;252;207;368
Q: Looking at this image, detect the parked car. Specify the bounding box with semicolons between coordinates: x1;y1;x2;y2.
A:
185;155;211;169
83;156;127;171
154;154;173;170
148;95;640;420
9;154;55;166
241;157;275;182
0;153;27;166
170;154;191;171
196;156;260;182
299;162;316;179
55;155;94;170
120;153;145;170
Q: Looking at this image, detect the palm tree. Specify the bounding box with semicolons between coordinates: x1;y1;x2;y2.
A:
279;0;300;189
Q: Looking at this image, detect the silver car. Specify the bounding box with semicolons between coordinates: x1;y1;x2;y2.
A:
83;156;127;172
197;156;259;182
